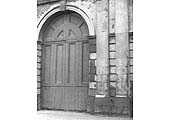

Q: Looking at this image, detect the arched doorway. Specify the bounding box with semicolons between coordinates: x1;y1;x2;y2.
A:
41;11;89;111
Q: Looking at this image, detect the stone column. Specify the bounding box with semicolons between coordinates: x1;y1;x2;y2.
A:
115;0;129;96
96;0;109;96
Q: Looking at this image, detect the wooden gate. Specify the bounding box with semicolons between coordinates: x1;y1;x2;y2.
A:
41;12;89;111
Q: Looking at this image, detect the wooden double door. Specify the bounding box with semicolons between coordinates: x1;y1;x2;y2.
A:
41;12;89;111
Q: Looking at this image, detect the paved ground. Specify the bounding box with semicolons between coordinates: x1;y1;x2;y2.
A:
37;110;133;120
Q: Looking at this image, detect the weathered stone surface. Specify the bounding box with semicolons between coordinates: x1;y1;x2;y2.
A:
129;66;133;73
37;76;41;82
37;56;41;62
129;74;133;81
37;50;42;56
37;63;41;69
116;75;128;95
89;66;96;74
88;88;97;96
37;69;41;75
110;52;116;58
110;74;117;81
115;0;129;96
129;58;133;65
110;67;116;74
37;44;42;50
37;5;51;19
110;44;116;51
89;60;96;66
87;96;95;113
116;58;128;66
94;97;131;115
116;67;127;75
129;43;133;50
110;59;116;66
96;82;108;95
109;37;116;44
96;59;109;67
96;74;108;82
109;0;115;33
89;82;96;89
109;82;116;96
96;66;109;74
37;82;41;88
37;88;41;94
90;53;96;59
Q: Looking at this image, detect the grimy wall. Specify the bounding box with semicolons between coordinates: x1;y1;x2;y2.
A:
37;0;133;116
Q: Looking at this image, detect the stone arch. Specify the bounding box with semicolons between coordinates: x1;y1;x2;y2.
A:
38;4;95;40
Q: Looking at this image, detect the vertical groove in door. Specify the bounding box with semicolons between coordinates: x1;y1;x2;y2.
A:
55;45;58;84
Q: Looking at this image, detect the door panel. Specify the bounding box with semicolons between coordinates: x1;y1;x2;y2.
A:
41;12;89;111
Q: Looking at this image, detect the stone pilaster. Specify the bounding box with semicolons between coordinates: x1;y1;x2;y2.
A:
96;0;109;96
115;0;129;96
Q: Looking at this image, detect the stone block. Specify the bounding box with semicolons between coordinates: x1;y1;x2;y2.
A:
89;82;97;89
116;67;127;75
96;66;109;74
37;44;42;50
37;69;41;75
89;60;96;66
37;76;41;82
130;66;133;73
88;88;97;96
110;67;116;73
87;96;95;113
109;44;116;51
110;74;117;81
109;52;116;58
110;59;116;66
89;75;95;82
129;58;133;65
116;58;128;66
89;45;96;53
109;37;116;44
37;63;41;69
96;82;108;95
37;50;42;56
109;82;116;96
37;88;41;94
129;50;133;57
129;74;133;81
96;74;108;82
129;43;133;50
89;66;96;74
116;75;128;95
37;82;41;88
37;57;41;62
90;53;96;59
37;94;41;110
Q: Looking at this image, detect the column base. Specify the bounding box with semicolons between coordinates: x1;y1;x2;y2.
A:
87;96;132;116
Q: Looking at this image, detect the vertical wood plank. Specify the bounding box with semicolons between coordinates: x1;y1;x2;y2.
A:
50;44;57;85
44;45;51;84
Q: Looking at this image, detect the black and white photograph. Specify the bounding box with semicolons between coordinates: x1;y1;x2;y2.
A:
37;0;133;119
1;0;170;120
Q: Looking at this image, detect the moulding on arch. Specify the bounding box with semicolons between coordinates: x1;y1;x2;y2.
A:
37;3;95;38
